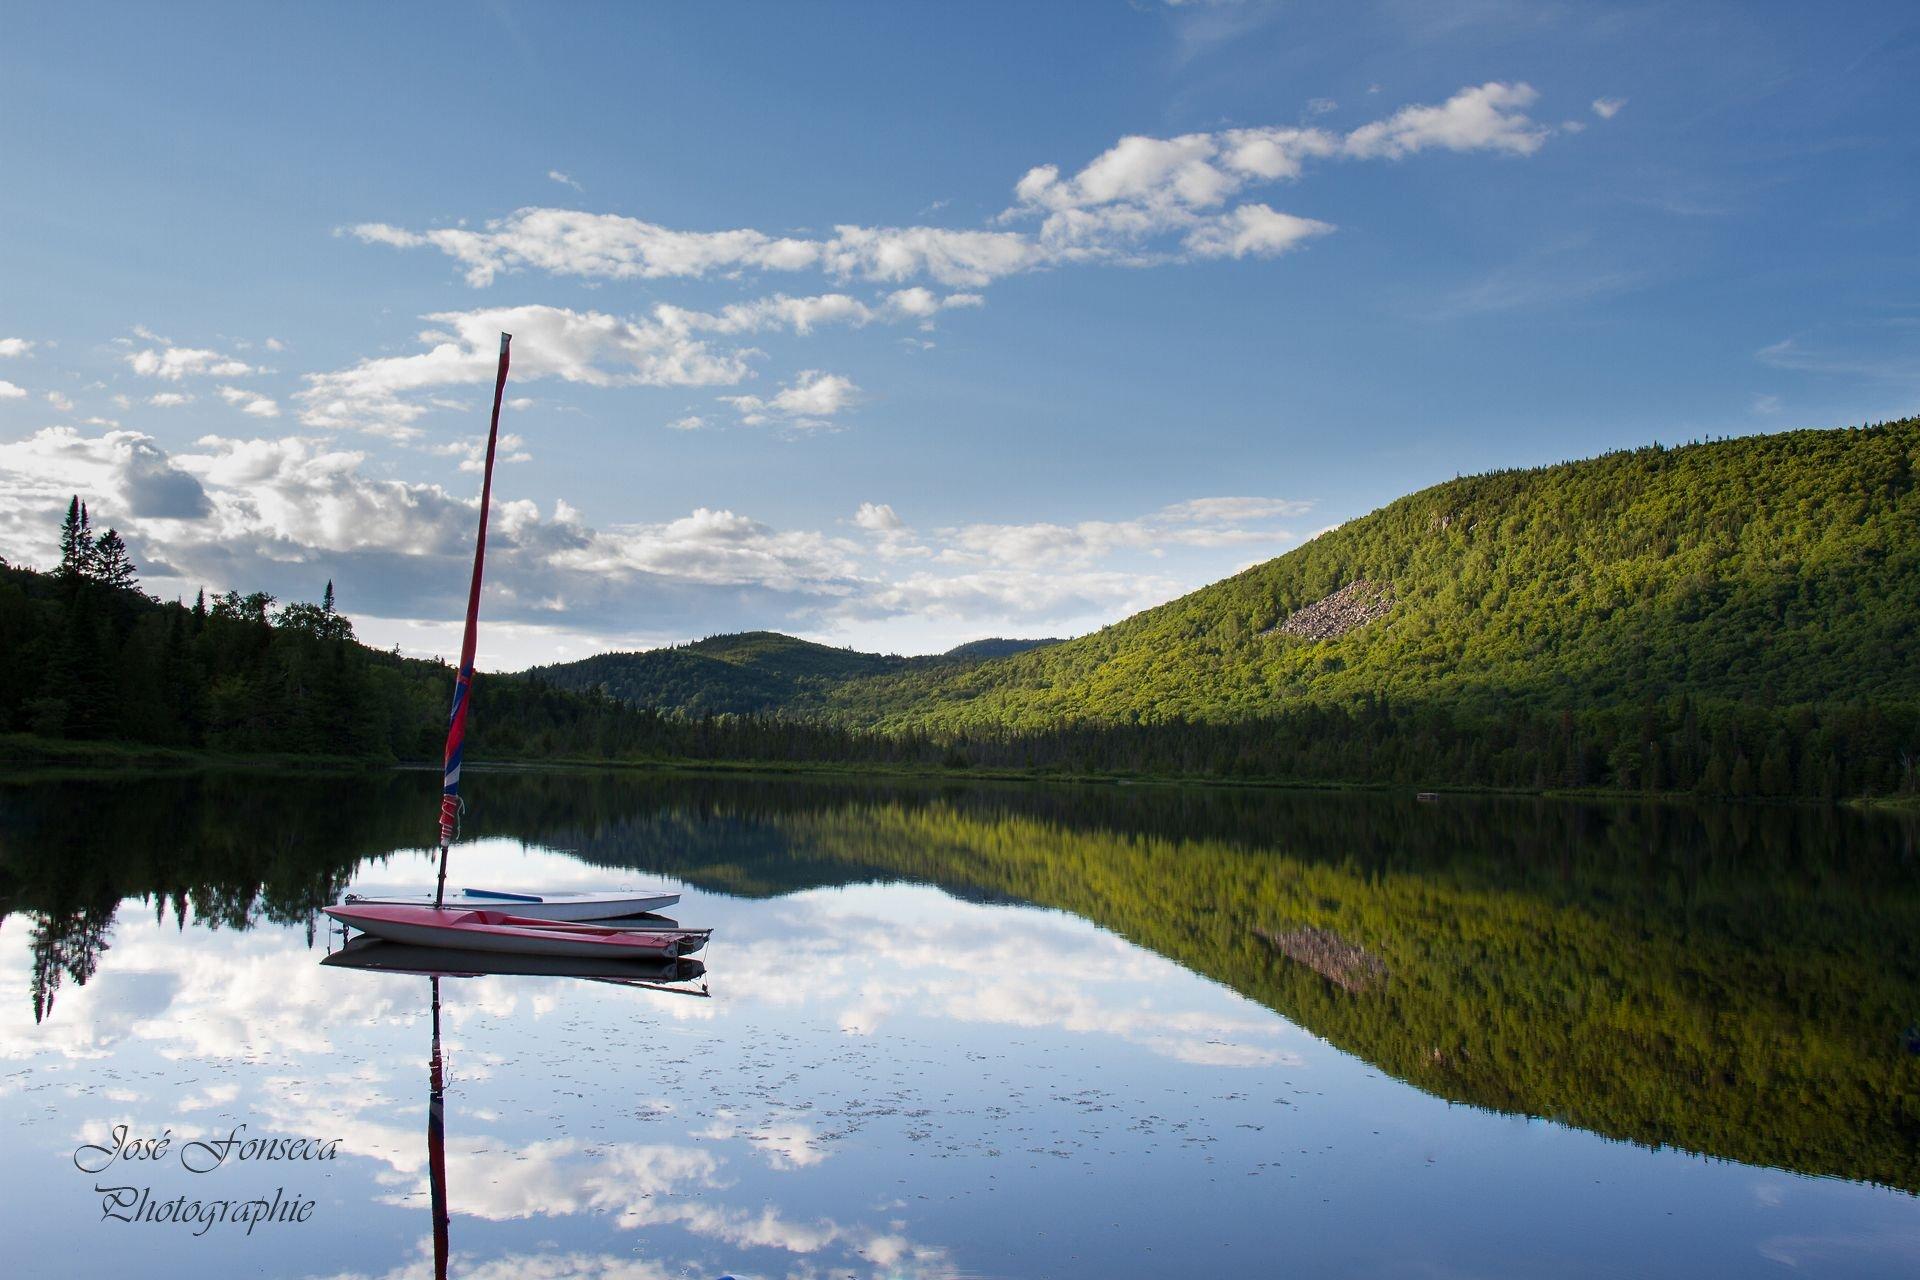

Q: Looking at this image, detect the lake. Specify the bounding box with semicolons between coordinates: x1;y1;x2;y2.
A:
2;767;1917;1278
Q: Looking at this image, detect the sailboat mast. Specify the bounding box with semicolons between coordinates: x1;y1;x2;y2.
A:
435;332;513;908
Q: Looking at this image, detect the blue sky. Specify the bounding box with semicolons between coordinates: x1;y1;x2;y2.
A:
1;1;1915;666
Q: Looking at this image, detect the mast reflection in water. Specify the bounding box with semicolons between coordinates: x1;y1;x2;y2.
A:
429;975;447;1280
322;936;710;1278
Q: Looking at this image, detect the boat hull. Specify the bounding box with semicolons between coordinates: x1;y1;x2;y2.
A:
340;888;679;921
322;935;705;984
325;904;709;959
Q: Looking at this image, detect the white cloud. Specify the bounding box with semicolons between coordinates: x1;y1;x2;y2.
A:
1015;132;1239;216
653;288;984;339
1185;204;1334;259
847;564;1176;632
1343;82;1549;159
351;83;1557;295
657;291;874;336
1592;96;1627;119
665;414;708;431
217;385;280;418
1216;125;1343;181
722;369;861;430
0;427;213;561
886;286;975;319
125;336;257;381
550;506;863;592
426;430;533;473
1010;82;1544;257
148;392;194;407
264;336;286;352
0;425;1313;656
940;495;1307;569
817;223;1046;287
854;501;904;532
0;338;33;358
44;391;73;411
853;500;926;563
348;210;823;288
822;493;1311;644
548;168;584;191
299;303;752;437
1160;496;1315;522
0;380;26;399
0;425;868;648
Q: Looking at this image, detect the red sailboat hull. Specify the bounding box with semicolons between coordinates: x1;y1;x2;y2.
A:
325;903;709;959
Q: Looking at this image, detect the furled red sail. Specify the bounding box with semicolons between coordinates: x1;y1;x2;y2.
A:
439;332;512;848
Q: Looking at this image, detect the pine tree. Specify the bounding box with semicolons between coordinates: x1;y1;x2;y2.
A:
57;496;93;582
93;529;137;590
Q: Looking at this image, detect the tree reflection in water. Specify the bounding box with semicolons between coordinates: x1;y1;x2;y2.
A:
5;767;1917;1190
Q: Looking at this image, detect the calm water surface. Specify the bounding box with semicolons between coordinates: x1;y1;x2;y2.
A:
1;769;1917;1278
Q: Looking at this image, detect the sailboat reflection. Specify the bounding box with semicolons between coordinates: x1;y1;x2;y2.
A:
323;936;710;1278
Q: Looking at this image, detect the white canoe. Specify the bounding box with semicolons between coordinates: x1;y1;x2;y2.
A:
339;887;679;921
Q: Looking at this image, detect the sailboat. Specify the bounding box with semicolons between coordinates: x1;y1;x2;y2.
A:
328;332;692;944
324;902;711;958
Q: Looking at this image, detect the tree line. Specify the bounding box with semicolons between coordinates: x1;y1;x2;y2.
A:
1;495;1915;797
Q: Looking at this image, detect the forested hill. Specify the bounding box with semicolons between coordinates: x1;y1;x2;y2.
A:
818;420;1920;737
498;420;1920;798
525;631;1061;717
7;419;1917;797
0;556;686;763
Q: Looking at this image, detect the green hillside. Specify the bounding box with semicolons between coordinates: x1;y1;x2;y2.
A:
13;420;1917;796
525;631;905;716
527;629;1060;716
822;420;1920;731
941;637;1064;661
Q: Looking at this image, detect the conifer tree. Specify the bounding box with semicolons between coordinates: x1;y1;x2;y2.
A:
93;530;137;590
57;496;93;582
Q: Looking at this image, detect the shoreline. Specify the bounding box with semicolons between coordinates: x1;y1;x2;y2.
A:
4;732;1912;810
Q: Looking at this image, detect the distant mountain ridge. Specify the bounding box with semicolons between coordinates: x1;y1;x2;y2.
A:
518;419;1920;797
524;630;1062;717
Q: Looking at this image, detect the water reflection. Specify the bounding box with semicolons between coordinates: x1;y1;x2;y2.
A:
322;940;710;1278
7;770;1917;1189
1;770;1918;1277
429;975;448;1280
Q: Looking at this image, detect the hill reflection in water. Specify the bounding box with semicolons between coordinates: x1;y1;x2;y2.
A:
1;769;1917;1277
